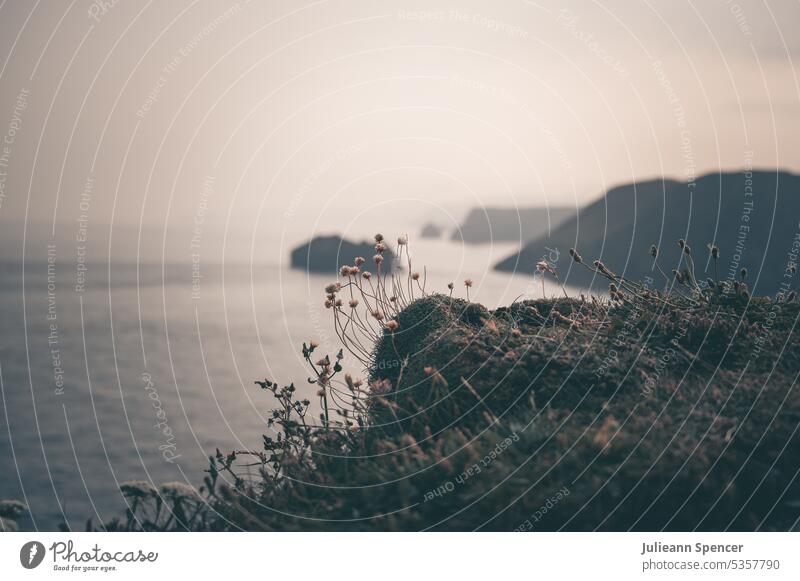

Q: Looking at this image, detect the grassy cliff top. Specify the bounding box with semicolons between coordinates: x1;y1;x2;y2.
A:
100;286;800;532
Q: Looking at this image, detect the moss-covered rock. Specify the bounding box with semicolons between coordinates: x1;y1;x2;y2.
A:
361;292;800;530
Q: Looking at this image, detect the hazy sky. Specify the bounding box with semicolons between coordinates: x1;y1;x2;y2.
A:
0;0;798;259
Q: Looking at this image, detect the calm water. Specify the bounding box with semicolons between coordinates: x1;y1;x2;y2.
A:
0;238;563;530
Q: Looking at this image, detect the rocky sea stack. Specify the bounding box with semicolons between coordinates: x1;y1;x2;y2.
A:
290;235;395;274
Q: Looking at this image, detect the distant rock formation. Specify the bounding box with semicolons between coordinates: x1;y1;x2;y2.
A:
290;235;394;273
453;207;574;244
495;170;800;296
420;223;444;239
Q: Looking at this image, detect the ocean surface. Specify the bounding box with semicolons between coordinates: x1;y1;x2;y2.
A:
0;238;566;530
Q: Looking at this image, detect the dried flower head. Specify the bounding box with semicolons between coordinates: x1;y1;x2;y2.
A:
362;271;372;280
373;254;384;265
309;340;319;349
569;248;583;264
411;272;420;280
464;278;473;287
324;299;333;309
594;260;612;276
397;235;408;246
375;242;386;253
385;320;399;331
374;233;384;243
324;282;341;295
447;282;454;290
536;261;548;273
354;256;365;266
371;310;384;321
349;299;359;308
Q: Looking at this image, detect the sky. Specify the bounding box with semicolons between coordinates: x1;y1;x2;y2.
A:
0;0;798;261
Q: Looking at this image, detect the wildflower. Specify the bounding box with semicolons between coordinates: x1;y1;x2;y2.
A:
324;282;341;295
464;279;473;287
355;256;365;266
385;320;399;331
650;245;658;258
447;282;454;290
349;299;359;308
389;296;398;303
371;310;384;321
340;265;350;277
334;298;342;307
375;242;387;253
309;340;319;349
316;356;329;367
536;261;549;273
353;378;363;388
411;272;420;280
374;233;384;243
370;378;392;395
362;271;372;280
397;235;408;246
594;260;613;277
569;248;583;264
316;389;325;397
324;299;333;309
374;254;384;265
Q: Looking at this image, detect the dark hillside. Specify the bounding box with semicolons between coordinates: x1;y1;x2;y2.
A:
496;171;800;296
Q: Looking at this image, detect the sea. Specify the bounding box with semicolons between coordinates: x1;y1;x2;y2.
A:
0;236;567;530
